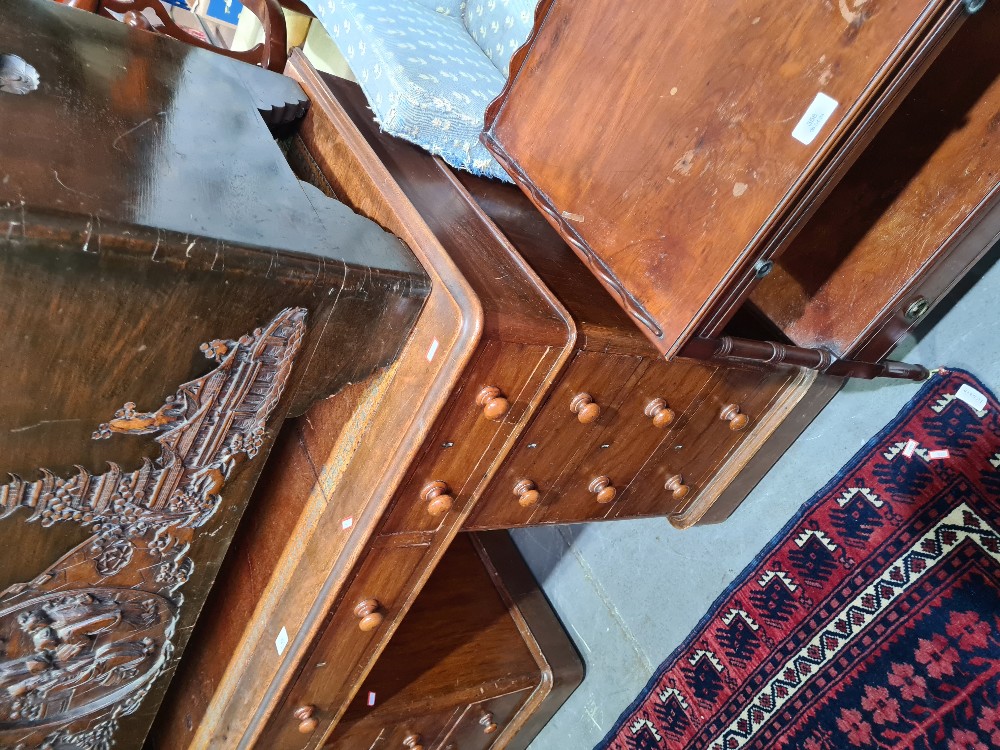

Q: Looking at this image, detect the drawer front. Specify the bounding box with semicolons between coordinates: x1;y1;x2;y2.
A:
324;709;457;750
615;364;796;519
532;357;722;524
259;538;429;748
439;689;533;750
382;342;558;533
464;351;646;528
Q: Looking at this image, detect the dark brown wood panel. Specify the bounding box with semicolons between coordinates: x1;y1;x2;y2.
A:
485;0;967;357
441;690;534;749
750;0;1000;357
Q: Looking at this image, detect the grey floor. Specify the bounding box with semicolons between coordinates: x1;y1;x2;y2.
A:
512;244;1000;750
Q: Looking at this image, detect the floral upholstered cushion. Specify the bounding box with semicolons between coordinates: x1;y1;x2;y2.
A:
462;0;536;76
311;0;523;181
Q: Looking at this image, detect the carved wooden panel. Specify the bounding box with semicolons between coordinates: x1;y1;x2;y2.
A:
0;309;306;749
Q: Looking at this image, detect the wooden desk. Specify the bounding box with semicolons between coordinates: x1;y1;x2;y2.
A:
154;57;838;749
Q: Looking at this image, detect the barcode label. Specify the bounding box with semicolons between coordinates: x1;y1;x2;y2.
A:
956;383;988;412
792;93;838;145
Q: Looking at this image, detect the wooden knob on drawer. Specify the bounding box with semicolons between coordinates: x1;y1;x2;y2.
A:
293;705;318;734
645;397;676;428
720;403;749;431
570;392;601;424
480;711;498;734
477;385;511;421
589;476;617;504
354;599;384;631
421;480;454;516
664;474;690;500
403;734;424;750
514;479;540;508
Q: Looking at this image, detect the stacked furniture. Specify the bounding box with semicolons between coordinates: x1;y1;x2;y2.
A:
5;0;997;747
153;60;832;749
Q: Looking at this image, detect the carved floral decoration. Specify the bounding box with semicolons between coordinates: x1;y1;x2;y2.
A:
0;308;307;749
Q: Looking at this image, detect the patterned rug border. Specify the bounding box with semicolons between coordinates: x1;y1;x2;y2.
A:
595;367;996;749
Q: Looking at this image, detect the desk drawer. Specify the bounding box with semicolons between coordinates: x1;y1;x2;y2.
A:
323;709;457;750
617;364;797;520
259;538;429;747
463;351;645;528
382;342;555;534
440;689;533;750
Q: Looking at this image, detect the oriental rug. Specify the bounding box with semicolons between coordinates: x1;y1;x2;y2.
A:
598;369;1000;750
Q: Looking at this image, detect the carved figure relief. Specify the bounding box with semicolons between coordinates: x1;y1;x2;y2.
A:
0;308;307;749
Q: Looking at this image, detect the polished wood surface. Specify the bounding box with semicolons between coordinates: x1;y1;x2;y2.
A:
750;0;1000;360
0;5;427;748
484;0;970;359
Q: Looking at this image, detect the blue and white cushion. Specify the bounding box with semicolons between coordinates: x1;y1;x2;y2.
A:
462;0;535;76
310;0;535;181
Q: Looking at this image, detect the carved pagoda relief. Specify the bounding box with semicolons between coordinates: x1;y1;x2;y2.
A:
0;307;307;749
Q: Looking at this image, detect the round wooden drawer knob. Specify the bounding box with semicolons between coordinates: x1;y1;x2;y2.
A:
354;599;384;632
570;392;601;424
421;480;454;516
589;476;617;504
477;385;510;421
403;734;424;750
665;474;690;500
720;403;749;431
480;711;499;735
514;479;540;508
293;705;318;734
645;397;676;428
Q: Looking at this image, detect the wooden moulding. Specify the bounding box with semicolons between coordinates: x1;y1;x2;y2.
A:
155;51;484;747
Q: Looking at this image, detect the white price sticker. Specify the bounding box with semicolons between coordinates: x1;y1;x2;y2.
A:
902;439;918;458
426;338;439;362
275;626;289;656
792;93;838;145
928;449;950;461
956;383;988;412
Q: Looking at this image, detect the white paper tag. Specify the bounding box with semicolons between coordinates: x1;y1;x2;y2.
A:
902;439;918;458
275;626;289;656
367;691;376;706
426;338;439;362
956;383;988;412
341;516;354;530
928;449;950;460
792;93;838;145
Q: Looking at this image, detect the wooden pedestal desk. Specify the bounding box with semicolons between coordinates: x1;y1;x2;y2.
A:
153;57;839;750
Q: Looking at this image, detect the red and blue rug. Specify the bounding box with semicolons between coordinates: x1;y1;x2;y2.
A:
598;369;1000;750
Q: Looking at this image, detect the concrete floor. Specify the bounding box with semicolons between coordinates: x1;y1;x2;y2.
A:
512;242;1000;750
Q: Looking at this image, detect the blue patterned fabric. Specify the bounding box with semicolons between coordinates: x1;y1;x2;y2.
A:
310;0;535;181
462;0;535;75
